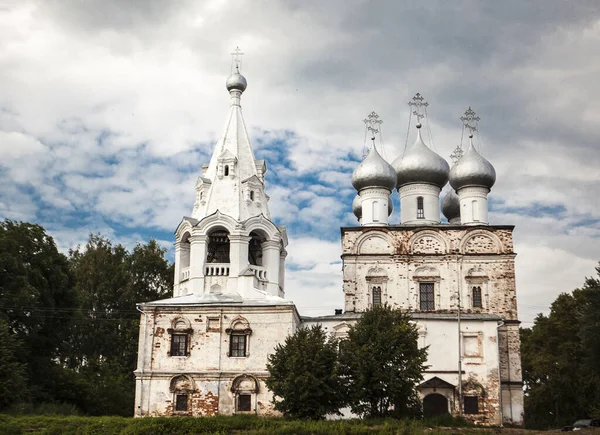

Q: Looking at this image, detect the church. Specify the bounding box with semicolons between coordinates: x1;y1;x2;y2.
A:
133;58;524;425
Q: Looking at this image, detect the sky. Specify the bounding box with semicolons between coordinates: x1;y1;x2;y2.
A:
1;0;599;326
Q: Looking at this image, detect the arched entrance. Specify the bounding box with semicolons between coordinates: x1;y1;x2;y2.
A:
423;393;449;418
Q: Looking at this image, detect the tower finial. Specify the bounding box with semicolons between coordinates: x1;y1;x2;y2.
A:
460;106;480;140
409;92;428;126
230;46;244;73
362;111;383;158
450;145;464;164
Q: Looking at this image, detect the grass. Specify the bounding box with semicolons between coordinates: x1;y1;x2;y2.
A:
0;414;536;435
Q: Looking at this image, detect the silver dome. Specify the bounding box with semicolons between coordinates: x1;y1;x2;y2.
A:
388;196;394;216
393;126;450;189
442;188;460;223
352;194;362;220
449;141;496;190
351;144;397;192
226;72;247;92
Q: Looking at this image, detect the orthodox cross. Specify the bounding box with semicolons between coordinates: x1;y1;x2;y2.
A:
450;145;464;164
364;111;383;142
460;106;480;137
231;46;244;72
408;93;429;123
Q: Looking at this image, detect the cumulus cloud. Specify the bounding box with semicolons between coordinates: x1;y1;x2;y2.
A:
0;0;599;317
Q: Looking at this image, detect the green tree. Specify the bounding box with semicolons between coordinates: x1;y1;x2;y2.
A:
0;319;28;409
339;305;428;418
68;235;173;415
0;220;77;408
266;325;344;419
520;263;600;428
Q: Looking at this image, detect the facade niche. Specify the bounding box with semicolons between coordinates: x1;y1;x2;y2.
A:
207;229;230;263
170;375;194;414
248;231;264;266
231;375;259;413
179;232;191;276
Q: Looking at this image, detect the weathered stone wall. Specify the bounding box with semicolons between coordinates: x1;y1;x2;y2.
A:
341;226;518;319
134;304;297;417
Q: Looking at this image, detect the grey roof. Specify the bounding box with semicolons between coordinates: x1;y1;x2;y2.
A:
449;141;496;190
352;144;397;192
441;189;460;221
393;126;450;189
140;292;295;308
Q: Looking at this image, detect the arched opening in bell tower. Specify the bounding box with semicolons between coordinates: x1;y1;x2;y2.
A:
248;231;265;266
206;229;230;264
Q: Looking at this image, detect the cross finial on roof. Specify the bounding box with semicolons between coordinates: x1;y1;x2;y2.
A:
364;111;383;141
460;106;480;137
450;145;464;164
231;46;244;72
408;93;429;122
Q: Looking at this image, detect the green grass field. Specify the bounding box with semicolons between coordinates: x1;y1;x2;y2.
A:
0;414;568;435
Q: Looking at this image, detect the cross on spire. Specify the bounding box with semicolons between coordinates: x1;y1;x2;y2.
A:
409;93;429;122
460;106;480;137
450;145;464;164
364;111;383;141
231;46;244;72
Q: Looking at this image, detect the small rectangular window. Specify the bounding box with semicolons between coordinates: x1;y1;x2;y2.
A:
419;282;435;311
372;201;380;222
237;394;252;411
472;286;482;308
171;334;188;357
372;286;382;307
175;394;188;412
464;396;479;414
230;334;247;357
417;197;425;219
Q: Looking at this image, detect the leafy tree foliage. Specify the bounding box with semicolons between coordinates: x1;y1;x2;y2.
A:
0;220;174;415
521;263;600;429
0;220;77;408
266;325;344;419
339;305;428;418
68;235;173;415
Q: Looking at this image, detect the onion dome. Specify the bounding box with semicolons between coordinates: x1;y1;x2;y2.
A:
352;194;362;220
442;189;460;222
226;71;247;92
388;196;394;216
351;144;397;192
393;125;450;189
449;138;496;190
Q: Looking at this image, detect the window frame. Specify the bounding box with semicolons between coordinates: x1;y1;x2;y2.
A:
229;334;247;358
419;282;435;311
372;286;382;307
175;393;189;412
237;393;252;412
464;396;479;414
170;333;189;357
472;286;483;308
417;196;425;219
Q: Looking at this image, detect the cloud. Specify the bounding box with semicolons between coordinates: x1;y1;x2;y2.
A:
0;0;599;318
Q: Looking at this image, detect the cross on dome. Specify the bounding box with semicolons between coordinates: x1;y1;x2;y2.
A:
231;46;244;72
460;106;480;138
409;92;429;124
364;111;383;141
450;145;464;164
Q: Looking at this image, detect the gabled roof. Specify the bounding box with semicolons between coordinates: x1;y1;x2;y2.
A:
419;376;455;390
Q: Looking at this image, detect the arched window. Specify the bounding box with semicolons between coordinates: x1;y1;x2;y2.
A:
249;190;254;201
472;200;479;221
372;286;382;307
179;232;191;281
224;165;229;176
248;231;264;266
417;196;425;219
472;286;482;308
206;230;230;263
231;375;259;413
372;201;380;222
168;317;192;357
227;317;252;358
170;375;194;414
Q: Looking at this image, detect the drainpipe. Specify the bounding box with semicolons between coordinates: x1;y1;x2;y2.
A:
136;305;150;416
497;320;505;427
218;308;223;415
457;258;463;417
